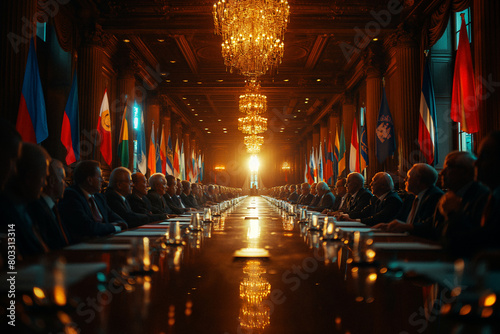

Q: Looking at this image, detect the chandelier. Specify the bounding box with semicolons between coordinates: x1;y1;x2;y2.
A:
213;0;290;77
238;115;268;135
239;79;267;115
244;135;264;154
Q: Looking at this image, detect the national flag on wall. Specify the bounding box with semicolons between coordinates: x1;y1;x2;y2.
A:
334;128;340;180
61;71;80;165
117;99;129;167
16;38;48;144
318;142;324;182
310;147;316;183
419;56;439;165
349;117;360;173
325;136;334;185
360;112;369;172
191;149;197;181
376;88;396;163
173;137;180;177
155;127;162;174
305;154;313;184
160;125;167;174
98;89;112;166
148;122;157;175
200;154;204;181
136;107;147;174
166;130;174;175
451;14;478;133
338;125;347;176
180;141;186;180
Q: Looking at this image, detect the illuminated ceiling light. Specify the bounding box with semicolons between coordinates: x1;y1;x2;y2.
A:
297;109;301;112
123;39;130;43
218;119;222;122
316;78;321;82
205;128;209;130
207;131;211;134
166;79;171;82
194;113;198;116
216;79;224;82
244;135;264;154
182;97;187;100
238;115;268;135
305;97;309;100
191;109;195;111
224;131;228;133
157;39;165;42
170;60;177;63
197;81;202;84
199;119;203;122
305;101;308;104
293;115;297;118
239;79;267;115
373;38;379;41
223;128;227;130
283;79;289;82
213;0;290;77
182;79;188;83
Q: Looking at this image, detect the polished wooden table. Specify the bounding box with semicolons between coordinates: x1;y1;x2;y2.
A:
8;196;490;333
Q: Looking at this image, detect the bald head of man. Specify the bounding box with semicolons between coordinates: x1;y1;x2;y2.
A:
370;172;394;197
405;163;438;196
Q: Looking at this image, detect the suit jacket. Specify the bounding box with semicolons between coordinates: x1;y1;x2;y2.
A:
350;191;403;226
59;185;124;244
180;193;198;209
147;190;173;214
298;193;315;205
309;191;336;212
28;197;69;250
127;193;167;221
332;194;349;211
288;192;299;204
309;195;321;208
105;188;150;228
164;193;187;214
403;186;444;239
346;188;373;216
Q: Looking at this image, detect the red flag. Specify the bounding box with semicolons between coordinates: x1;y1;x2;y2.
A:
98;90;112;166
451;14;478;133
61;72;80;165
349;118;360;173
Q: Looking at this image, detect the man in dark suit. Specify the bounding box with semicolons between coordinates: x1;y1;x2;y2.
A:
1;143;50;257
340;172;373;216
297;183;315;205
339;172;402;226
59;161;127;244
307;181;336;212
127;172;169;221
105;167;151;228
164;175;189;214
28;159;70;250
329;178;349;212
308;183;321;207
374;163;443;237
181;180;201;209
146;173;173;215
190;183;205;207
287;184;299;203
443;133;500;256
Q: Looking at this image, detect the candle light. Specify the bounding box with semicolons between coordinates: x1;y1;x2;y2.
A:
143;237;151;269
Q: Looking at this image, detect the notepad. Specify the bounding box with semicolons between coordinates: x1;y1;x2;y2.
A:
158;221;191;225
115;230;170;237
164;217;191;222
65;243;132;251
374;242;442;251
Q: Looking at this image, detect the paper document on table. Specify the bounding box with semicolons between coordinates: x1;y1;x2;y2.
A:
116;230;170;237
335;221;367;227
65;243;132;251
374;242;442;250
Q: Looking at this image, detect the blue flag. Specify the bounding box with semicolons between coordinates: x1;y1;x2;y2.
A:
136;106;147;174
376;88;396;163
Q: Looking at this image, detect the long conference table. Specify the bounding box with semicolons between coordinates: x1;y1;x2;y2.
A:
4;196;499;333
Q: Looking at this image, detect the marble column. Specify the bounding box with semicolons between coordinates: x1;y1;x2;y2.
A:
365;64;383;180
473;0;500;146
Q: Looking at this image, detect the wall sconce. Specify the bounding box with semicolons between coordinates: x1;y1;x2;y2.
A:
281;162;290;182
215;165;225;171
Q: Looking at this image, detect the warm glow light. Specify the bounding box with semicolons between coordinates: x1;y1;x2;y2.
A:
368;273;377;282
33;287;46;299
247;220;261;240
483;293;496;307
249;155;260;172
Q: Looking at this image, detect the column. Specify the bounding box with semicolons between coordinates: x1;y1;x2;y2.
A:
365;56;383;180
473;0;500;145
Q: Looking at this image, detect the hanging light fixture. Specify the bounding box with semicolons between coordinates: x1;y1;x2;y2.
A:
238;114;268;135
239;79;267;115
244;134;264;154
213;0;290;77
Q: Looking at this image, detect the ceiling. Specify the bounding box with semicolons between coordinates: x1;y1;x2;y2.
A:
92;0;418;145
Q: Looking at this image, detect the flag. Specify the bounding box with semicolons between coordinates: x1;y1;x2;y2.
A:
318;142;323;182
155;128;162;174
325;136;334;185
305;154;313;184
16;38;48;144
173;137;180;177
117;99;129;167
148;122;156;175
98;89;112;166
334;128;340;180
166;129;174;175
192;149;197;181
61;71;79;165
349;117;360;173
360;112;369;172
338;125;347;176
136;107;147;174
451;14;478;133
159;125;166;174
180;141;185;180
310;147;316;183
376;88;396;163
200;154;204;181
419;56;439;165
304;155;308;183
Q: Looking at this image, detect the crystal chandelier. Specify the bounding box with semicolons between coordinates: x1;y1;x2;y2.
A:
238;114;268;135
239;79;267;115
244;135;264;154
213;0;290;77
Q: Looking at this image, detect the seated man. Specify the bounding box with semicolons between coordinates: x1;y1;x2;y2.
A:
335;173;373;216
105;167;151;228
307;181;336;212
127;172;169;220
287;184;299;204
1;143;50;257
146;173;173;215
374;163;443;238
444;133;500;256
29;159;70;250
59;160;127;244
164;175;189;214
326;178;349;213
190;183;205;207
181;180;201;209
297;183;315;205
337;172;402;226
308;183;321;207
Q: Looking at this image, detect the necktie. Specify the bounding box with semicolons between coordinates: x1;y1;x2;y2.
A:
480;194;493;227
89;196;103;223
53;205;69;245
406;197;420;225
